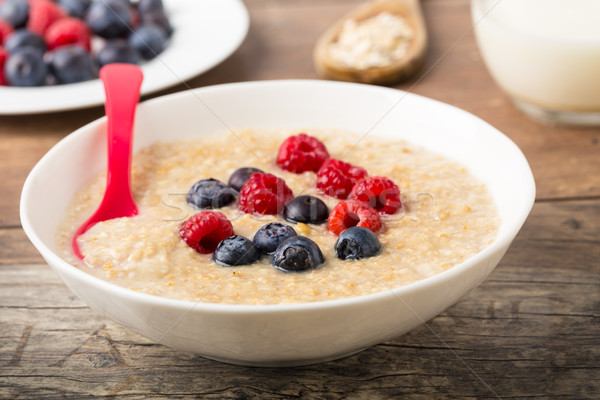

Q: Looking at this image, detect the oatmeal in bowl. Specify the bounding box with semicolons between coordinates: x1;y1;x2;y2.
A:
21;80;535;366
57;129;499;305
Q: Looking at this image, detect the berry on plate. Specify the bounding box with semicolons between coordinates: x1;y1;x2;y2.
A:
45;16;91;51
276;133;329;173
316;158;368;200
129;24;167;60
328;200;382;235
213;235;261;267
0;19;15;45
4;29;46;54
0;47;7;85
0;0;29;29
137;0;164;15
349;176;401;214
96;39;140;67
238;172;294;215
48;44;94;84
186;178;236;210
4;48;47;86
228;167;263;192
85;0;132;39
282;195;329;225
27;0;66;36
140;9;172;36
335;226;382;260
57;0;92;19
272;236;325;272
253;222;297;254
179;211;234;254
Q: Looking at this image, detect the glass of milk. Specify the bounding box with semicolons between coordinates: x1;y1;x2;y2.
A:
472;0;600;126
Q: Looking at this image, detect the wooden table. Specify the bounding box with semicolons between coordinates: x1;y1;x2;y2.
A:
2;1;599;398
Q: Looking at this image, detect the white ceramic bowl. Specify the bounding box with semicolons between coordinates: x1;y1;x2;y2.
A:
20;80;535;367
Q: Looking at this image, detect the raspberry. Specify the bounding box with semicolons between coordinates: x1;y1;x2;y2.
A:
276;133;329;173
238;172;294;215
0;19;14;45
45;17;91;51
350;176;401;214
0;47;7;85
328;200;382;235
316;158;368;199
27;0;66;36
179;211;234;254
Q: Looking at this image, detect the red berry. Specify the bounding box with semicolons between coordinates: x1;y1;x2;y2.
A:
328;200;382;235
238;172;294;215
45;17;91;51
179;211;234;254
316;158;368;199
0;20;14;45
350;176;401;214
27;0;66;36
0;47;7;85
276;133;329;173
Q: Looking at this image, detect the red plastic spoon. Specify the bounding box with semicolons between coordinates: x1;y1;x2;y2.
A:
72;64;144;260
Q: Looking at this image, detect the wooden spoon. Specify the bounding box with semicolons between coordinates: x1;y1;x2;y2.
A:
314;0;427;85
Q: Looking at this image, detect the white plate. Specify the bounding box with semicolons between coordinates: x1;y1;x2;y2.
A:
0;0;249;114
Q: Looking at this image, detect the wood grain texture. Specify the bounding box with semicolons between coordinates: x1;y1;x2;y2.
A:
1;0;599;398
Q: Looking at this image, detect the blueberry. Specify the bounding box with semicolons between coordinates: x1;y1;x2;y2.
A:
335;226;381;260
85;0;132;39
129;24;167;60
228;167;263;192
97;39;141;68
4;48;47;87
57;0;92;19
141;10;173;37
253;222;297;254
0;0;29;29
283;195;329;224
4;30;46;55
214;235;261;267
49;45;95;84
272;236;325;272
137;0;164;14
187;178;236;209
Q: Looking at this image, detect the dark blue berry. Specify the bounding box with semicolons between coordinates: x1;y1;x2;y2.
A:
214;235;260;267
283;195;329;224
228;167;263;192
187;178;236;209
137;0;164;14
4;48;47;87
335;226;381;260
49;45;95;84
141;10;173;37
97;39;140;68
253;222;297;254
85;0;132;39
57;0;92;19
0;0;29;29
4;30;46;55
272;236;324;272
129;24;167;60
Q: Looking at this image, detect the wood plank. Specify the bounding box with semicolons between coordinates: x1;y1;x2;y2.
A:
0;228;45;266
1;199;598;399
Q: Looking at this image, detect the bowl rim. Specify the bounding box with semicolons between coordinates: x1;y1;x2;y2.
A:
20;79;536;314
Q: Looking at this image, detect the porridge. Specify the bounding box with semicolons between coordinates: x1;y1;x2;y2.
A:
57;130;499;305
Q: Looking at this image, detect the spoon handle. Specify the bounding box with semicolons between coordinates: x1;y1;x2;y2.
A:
99;64;143;216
